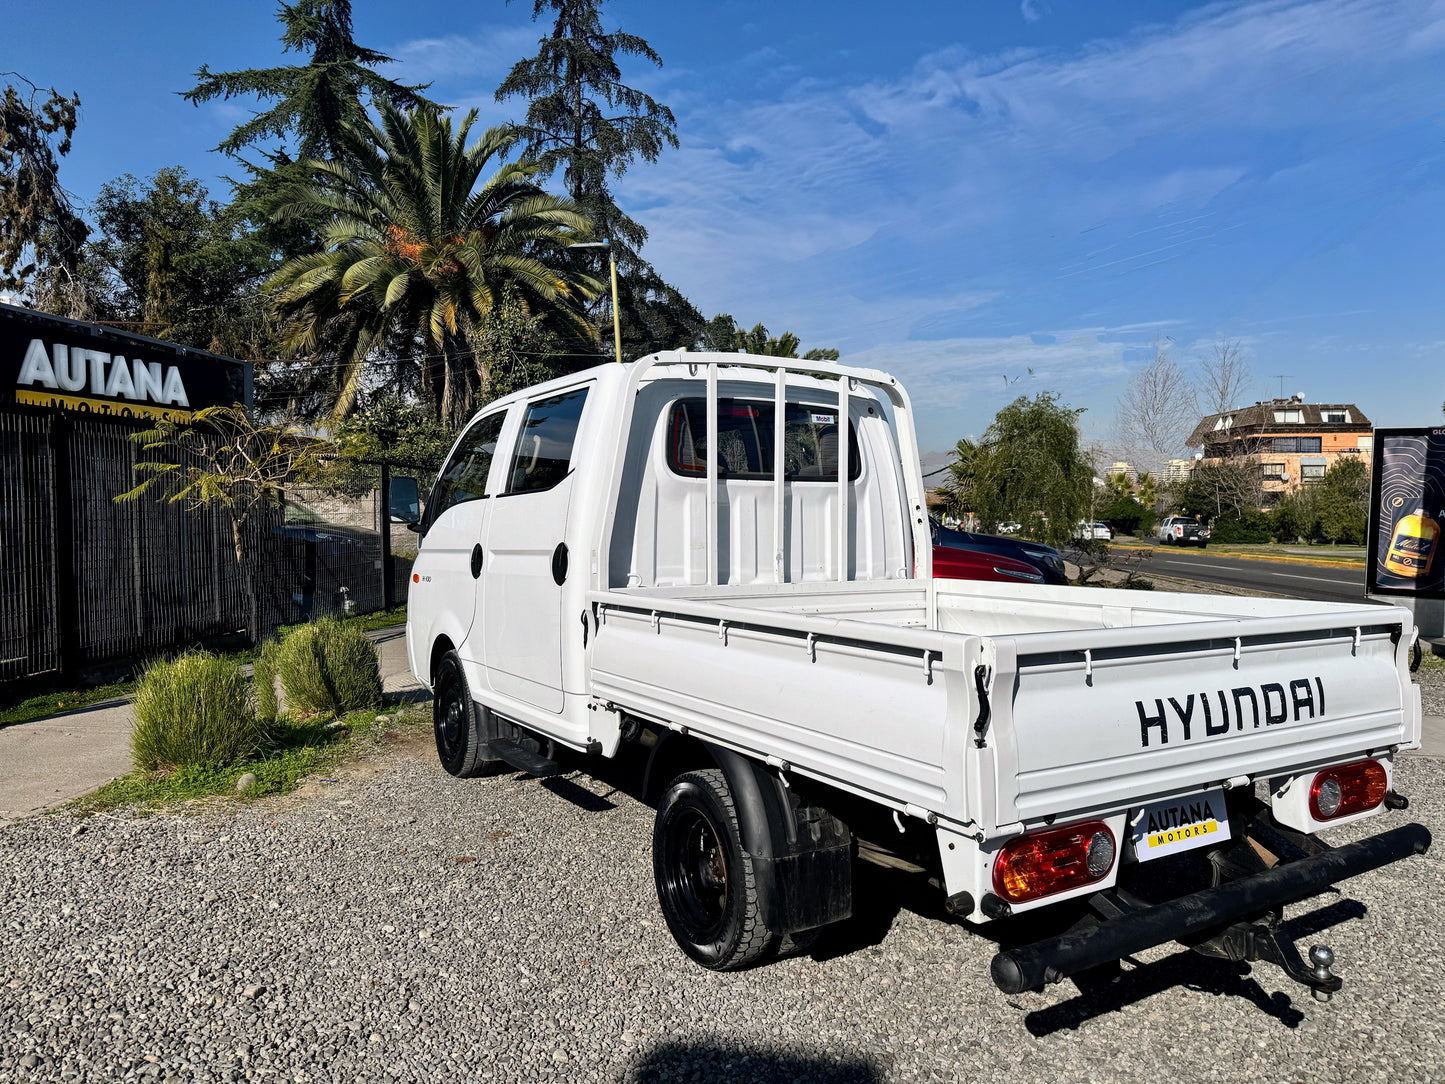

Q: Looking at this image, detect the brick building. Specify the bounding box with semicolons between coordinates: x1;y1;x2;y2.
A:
1186;396;1372;496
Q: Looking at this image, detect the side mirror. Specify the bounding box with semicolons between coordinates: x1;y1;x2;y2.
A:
388;476;420;525
406;521;425;534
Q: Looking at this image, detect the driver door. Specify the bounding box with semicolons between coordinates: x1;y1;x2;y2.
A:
407;410;508;680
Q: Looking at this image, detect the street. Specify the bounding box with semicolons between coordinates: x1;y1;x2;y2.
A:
1130;545;1371;605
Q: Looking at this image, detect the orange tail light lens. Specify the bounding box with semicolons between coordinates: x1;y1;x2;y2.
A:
993;821;1115;904
1310;759;1388;821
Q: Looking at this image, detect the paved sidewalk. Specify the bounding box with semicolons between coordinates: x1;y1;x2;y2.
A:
0;626;425;827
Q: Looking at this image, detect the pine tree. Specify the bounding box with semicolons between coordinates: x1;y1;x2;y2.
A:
182;0;438;162
496;0;702;358
0;74;87;295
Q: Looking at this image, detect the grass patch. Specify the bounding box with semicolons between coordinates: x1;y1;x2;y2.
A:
0;680;134;730
275;605;407;640
0;605;407;730
72;700;428;814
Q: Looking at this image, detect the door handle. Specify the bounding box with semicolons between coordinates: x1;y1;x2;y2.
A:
551;542;569;585
470;544;484;579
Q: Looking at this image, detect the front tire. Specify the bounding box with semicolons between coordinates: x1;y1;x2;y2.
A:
653;769;778;970
432;650;491;778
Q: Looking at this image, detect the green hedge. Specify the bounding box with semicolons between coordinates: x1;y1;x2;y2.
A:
131;651;264;771
1209;510;1273;544
274;616;383;717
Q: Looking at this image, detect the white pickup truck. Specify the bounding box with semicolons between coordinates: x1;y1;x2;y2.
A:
406;352;1429;998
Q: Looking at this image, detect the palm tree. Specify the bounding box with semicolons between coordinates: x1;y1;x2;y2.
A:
267;101;601;424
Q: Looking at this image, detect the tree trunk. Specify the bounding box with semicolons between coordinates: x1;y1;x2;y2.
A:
232;513;261;646
440;338;476;427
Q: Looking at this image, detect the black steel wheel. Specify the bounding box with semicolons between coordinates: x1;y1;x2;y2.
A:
432;650;491;778
653;769;777;970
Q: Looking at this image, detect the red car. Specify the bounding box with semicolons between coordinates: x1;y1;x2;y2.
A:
932;545;1045;583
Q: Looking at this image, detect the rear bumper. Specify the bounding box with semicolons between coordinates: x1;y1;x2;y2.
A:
990;822;1432;994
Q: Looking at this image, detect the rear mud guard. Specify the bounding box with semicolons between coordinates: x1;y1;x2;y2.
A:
707;746;854;936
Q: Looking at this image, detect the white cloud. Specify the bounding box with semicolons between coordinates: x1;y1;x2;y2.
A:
845;329;1139;447
1021;0;1046;24
620;0;1444;358
384;26;538;84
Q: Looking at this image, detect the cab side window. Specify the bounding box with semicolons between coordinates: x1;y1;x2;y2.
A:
506;388;590;494
427;411;506;525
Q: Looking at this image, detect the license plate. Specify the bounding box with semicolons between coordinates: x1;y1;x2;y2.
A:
1130;789;1231;862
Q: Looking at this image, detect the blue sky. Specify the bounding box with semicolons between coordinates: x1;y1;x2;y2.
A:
7;0;1445;454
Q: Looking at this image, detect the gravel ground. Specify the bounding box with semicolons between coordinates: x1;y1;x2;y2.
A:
1416;659;1445;717
3;732;1444;1084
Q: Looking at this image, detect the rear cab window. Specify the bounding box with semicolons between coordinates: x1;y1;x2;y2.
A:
666;398;861;481
506;387;590;494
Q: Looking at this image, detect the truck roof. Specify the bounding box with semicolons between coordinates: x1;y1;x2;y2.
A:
476;350;903;417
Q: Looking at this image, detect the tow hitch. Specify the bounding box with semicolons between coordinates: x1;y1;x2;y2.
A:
1191;921;1341;1001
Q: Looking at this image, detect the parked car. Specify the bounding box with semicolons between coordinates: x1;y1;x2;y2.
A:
929;515;1068;585
1159;515;1210;547
932;544;1044;583
1074;521;1114;541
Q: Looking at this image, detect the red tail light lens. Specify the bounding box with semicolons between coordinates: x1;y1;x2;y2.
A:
993;821;1115;904
1310;759;1387;820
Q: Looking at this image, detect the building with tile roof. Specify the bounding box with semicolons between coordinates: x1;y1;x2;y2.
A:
1187;395;1372;495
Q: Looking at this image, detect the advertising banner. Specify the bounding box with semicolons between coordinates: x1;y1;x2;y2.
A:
1;303;249;423
1367;427;1445;599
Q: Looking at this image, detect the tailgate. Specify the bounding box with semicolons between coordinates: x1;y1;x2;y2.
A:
986;609;1419;828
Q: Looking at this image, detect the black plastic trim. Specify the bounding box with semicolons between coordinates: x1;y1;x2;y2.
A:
990;822;1431;994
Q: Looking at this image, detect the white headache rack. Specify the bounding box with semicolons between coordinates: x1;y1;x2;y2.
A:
597;351;930;590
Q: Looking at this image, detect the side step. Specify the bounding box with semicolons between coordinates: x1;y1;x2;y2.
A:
489;737;560;778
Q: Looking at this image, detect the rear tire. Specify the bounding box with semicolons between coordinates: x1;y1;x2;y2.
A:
432;650;491;778
653;769;778;970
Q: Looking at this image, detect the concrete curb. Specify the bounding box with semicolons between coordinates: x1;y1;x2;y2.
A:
1107;541;1366;570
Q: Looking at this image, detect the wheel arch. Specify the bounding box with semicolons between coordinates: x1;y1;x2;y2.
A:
645;732;853;935
429;634;456;685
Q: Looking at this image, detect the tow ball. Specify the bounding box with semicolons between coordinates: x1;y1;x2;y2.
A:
1191;920;1343;1001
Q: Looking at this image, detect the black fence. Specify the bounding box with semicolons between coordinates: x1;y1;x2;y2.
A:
0;408;418;684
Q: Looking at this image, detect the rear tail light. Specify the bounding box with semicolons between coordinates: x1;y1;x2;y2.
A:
993;821;1115;904
1310;759;1387;820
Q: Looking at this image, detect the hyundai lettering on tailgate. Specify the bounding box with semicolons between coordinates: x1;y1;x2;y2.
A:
1130;789;1231;862
1135;676;1325;748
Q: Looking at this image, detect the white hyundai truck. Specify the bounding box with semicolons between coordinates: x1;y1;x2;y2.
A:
406;352;1430;998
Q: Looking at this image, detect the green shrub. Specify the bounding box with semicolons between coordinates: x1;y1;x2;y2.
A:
131;651;264;771
1210;510;1273;544
253;640;281;726
275;616;383;717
